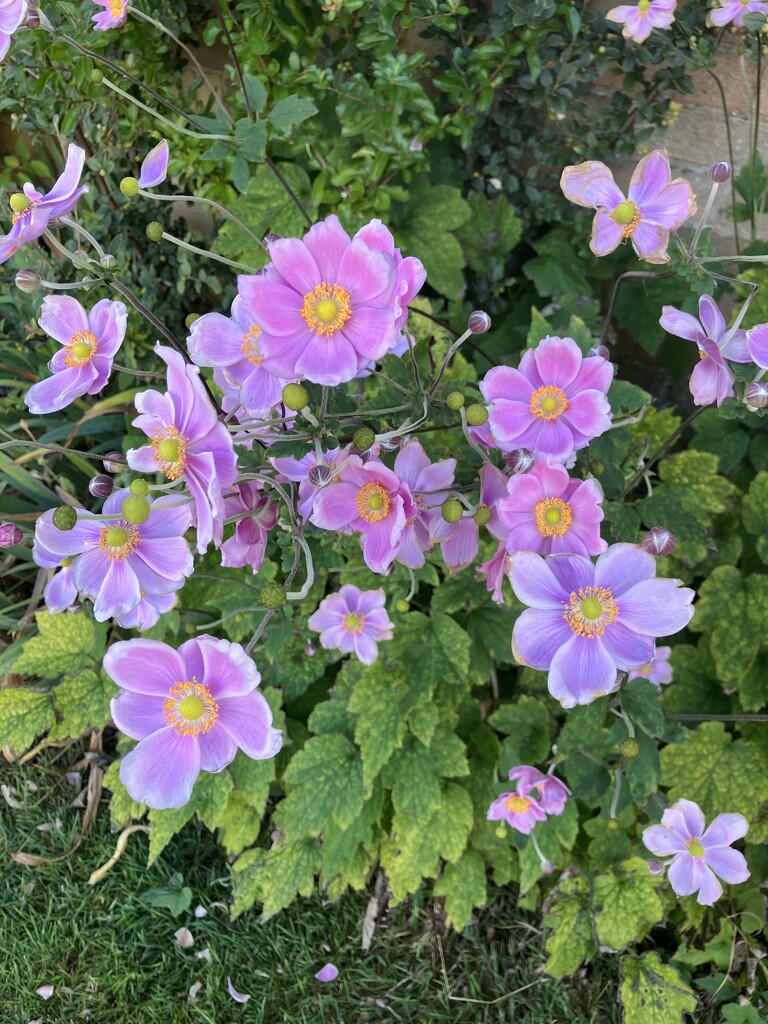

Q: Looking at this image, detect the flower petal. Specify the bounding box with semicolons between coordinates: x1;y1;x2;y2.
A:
548;635;617;708
616;577;695;636
110;689;167;740
103;639;187;695
560;161;624;209
511;608;571;669
508;550;573;608
119;728;200;809
216;691;282;759
138;139;170;188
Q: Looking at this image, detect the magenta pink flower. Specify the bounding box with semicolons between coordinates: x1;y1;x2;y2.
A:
560;150;696;264
353;219;426;334
392;439;456;569
660;295;750;407
0;144;88;264
487;765;570;834
606;0;676;43
221;481;277;574
709;0;768;27
431;463;508;574
479;541;510;604
271;445;355;520
746;322;768;370
91;0;127;30
643;799;750;905
107;635;282;809
628;645;672;685
509;544;694;708
238;215;401;385
127;345;238;553
138;140;169;188
310;456;415;573
308;585;394;664
480;336;613;464
25;296;127;415
497;462;607;557
0;0;26;61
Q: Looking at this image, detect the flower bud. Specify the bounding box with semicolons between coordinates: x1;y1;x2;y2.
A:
446;391;465;411
468;310;492;334
129;478;150;497
441;498;464;524
90;68;104;84
282;383;309;411
352;427;375;452
304;643;316;657
71;249;90;268
308;463;332;488
120;176;139;197
647;859;666;876
185;313;200;330
541;860;554;875
589;460;605;477
642;526;676;557
588;345;610;360
465;403;489;427
607;818;620;832
474;504;492;526
395;599;409;613
708;161;731;184
260;581;286;609
88;475;114;498
99;254;116;270
25;3;40;28
15;268;41;293
121;495;150;525
0;523;23;547
52;506;78;531
619;737;640;758
494;825;507;839
146;221;164;243
506;448;534;474
103;451;124;474
745;381;768;409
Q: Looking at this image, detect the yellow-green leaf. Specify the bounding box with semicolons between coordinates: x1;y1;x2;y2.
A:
620;952;696;1024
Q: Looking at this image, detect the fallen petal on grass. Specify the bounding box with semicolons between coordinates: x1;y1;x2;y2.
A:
227;978;251;1003
174;927;194;949
35;985;54;1000
314;963;339;982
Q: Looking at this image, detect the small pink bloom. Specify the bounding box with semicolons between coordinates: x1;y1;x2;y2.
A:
0;522;23;546
487;790;547;834
138;140;169;188
628;645;673;685
0;0;27;62
271;445;356;520
221;482;278;574
392;438;456;569
308;585;393;665
91;0;128;30
314;963;339;982
509;765;571;815
478;541;510;604
606;0;677;43
709;0;768;27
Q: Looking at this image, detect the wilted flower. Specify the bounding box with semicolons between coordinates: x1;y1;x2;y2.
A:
0;0;27;62
479;541;510;603
560;150;695;264
606;0;676;43
628;645;673;685
138;139;169;188
106;635;282;808
309;585;394;664
487;764;570;834
25;296;127;415
709;0;768;28
642;798;750;905
91;0;127;30
509;543;694;708
0;522;22;546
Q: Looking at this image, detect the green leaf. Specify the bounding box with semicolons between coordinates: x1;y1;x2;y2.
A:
216;791;262;856
147;771;234;864
232;838;321;918
527;307;552;347
49;670;117;740
103;761;146;828
394;183;471;298
456;193;522;273
267;94;318;134
277;733;365;838
243;73;268;113
228;749;274;816
621;679;665;738
522;229;590;297
620;952;696;1024
630;406;682;452
389;612;471;710
384;729;468;819
0;687;54;752
490;695;552;770
141;872;192;917
348;668;406;790
593;857;665;951
720;1006;763;1024
626;730;661;806
543;876;596;978
14;611;99;679
742;471;768;535
688;567;768;687
433;849;487;931
660;643;730;716
608;379;651;416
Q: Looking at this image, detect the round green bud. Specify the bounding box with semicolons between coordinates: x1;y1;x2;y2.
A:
494;826;507;839
352;427;375;452
185;313;200;330
465;403;489;427
282;383;310;411
589;460;605;477
607;818;620;832
260;581;286;609
129;479;150;497
441;498;464;524
619;738;640;759
474;504;492;526
121;495;150;525
60;557;73;568
120;176;139;198
10;193;30;214
446;391;465;411
90;68;104;83
184;623;196;635
395;599;409;613
52;505;77;531
233;613;244;623
146;221;164;243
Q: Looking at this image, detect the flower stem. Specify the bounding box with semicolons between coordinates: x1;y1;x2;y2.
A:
160;230;259;273
101;77;232;142
137;188;264;248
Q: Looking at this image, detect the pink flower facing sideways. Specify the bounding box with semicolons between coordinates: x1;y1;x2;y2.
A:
127;345;238;553
643;799;750;905
91;0;128;30
392;438;456;569
628;645;673;685
138;140;169;188
709;0;768;28
25;296;127;415
106;636;282;809
660;295;750;407
606;0;676;43
308;585;394;665
221;481;278;574
0;0;27;62
480;335;613;464
560;149;696;264
487;765;570;834
509;543;694;708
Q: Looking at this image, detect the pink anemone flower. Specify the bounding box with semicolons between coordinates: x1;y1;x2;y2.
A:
487;765;570;834
709;0;768;28
0;0;27;62
606;0;677;43
308;585;394;664
91;0;128;30
221;482;278;573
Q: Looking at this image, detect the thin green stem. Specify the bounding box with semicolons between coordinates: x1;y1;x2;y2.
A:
138;188;264;248
101;77;231;142
160;230;259;273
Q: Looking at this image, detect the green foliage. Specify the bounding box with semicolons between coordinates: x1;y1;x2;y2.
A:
434;848;488;931
620;952;696;1024
543;876;596;978
13;611;101;679
0;687;55;752
593;857;665;951
393;183;471;298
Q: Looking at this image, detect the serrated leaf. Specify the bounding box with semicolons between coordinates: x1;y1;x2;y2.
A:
228;749;274;815
348;668;406;789
14;611;99;679
620;952;696;1024
384;729;468;819
394;183;471;298
141;872;192;917
660;643;730;716
243;73;268;113
268;94;317;134
49;670;117;740
216;791;262;855
147;771;234;864
689;567;768;686
232;838;321;918
103;760;146;828
742;471;768;535
278;733;365;838
490;695;552;769
389;612;471;710
543;876;596;978
0;687;54;751
621;678;665;738
433;848;487;931
593;857;665;950
456;193;521;273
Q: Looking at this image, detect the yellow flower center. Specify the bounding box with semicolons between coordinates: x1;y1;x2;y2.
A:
301;282;352;337
611;200;642;238
163;680;219;736
563;586;619;638
108;0;125;16
529;385;569;421
686;838;705;858
342;612;366;634
98;520;140;561
151;426;189;481
11;199;38;224
505;794;532;814
241;324;264;366
65;330;98;367
699;350;708;360
534;497;573;538
637;0;651;10
355;482;391;523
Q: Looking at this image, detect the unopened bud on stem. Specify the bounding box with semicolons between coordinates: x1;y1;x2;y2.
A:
642;526;676;557
468;310;492;334
745;381;768;409
708;161;731;184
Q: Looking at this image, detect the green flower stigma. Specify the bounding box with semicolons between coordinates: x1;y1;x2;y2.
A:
9;193;30;213
178;695;204;720
612;200;637;225
687;840;705;858
106;526;129;547
157;438;180;463
581;597;603;620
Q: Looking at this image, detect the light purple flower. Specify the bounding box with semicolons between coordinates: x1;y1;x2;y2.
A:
0;522;22;546
221;481;277;574
487;790;547;834
560;149;696;264
33;489;194;626
746;322;768;370
509;544;695;708
91;0;127;30
510;765;571;815
314;964;339;983
480;336;613;464
138;140;169;188
487;766;569;835
127;345;238;553
660;295;750;407
106;635;282;809
271;445;356;520
0;144;88;264
238;215;401;385
497;462;607;557
24;296;127;415
628;645;673;685
310;456;415;574
0;0;26;61
117;590;178;632
392;438;456;568
188;288;289;416
642;798;750;905
709;0;768;27
431;463;508;574
308;585;393;665
479;541;510;604
353;219;426;334
606;0;676;43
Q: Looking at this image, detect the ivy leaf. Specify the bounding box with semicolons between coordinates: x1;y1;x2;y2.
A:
0;687;54;752
433;849;487;931
267;95;318;135
620;952;696;1024
14;611;99;679
543;876;596;978
688;567;768;687
49;670;117;740
348;668;406;790
593;857;665;950
277;734;365;838
232;838;321;918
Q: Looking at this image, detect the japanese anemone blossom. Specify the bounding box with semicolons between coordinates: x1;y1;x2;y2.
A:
745;322;768;371
628;645;673;685
642;799;750;905
310;455;415;574
0;143;88;264
430;463;508;574
106;636;282;809
238;215;402;386
480;335;613;464
660;295;750;407
353;219;426;334
271;445;357;520
497;461;607;557
606;0;676;43
91;0;128;30
25;296;127;415
392;438;456;569
308;585;394;664
33;489;193;626
0;0;26;62
221;482;278;574
138;140;169;188
509;543;695;708
560;150;696;264
709;0;768;28
127;345;238;553
487;765;570;834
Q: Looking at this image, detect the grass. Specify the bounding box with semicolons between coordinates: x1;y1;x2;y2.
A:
1;745;621;1024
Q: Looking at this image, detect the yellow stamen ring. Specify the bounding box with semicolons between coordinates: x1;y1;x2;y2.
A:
151;425;189;481
611;199;642;239
65;330;98;367
241;324;264;366
534;497;573;538
98;520;141;561
300;282;352;337
163;679;219;736
505;794;532;813
108;0;125;16
355;482;391;523
529;385;569;421
563;586;618;638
